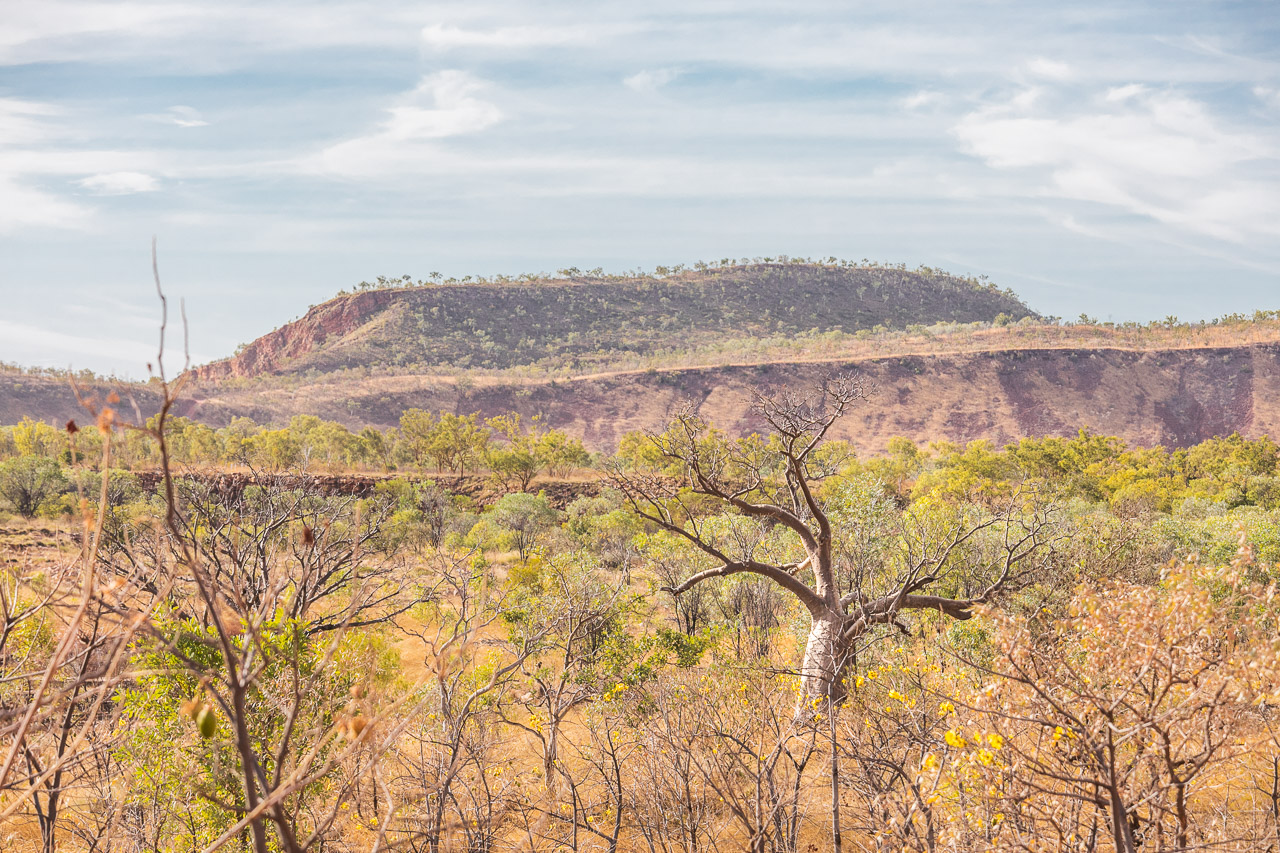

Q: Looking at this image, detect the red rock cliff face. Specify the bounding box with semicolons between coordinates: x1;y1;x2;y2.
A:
193;290;401;381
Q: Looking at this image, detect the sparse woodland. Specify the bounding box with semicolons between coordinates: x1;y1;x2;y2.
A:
3;333;1280;850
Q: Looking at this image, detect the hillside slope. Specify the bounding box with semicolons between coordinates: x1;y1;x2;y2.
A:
194;264;1035;380
0;373;164;429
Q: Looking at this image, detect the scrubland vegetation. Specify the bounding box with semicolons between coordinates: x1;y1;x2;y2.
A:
0;409;591;485
2;373;1280;852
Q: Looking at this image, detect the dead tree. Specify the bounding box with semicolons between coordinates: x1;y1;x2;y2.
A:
608;375;1057;706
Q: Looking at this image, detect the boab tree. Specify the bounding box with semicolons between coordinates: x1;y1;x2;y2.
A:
608;375;1057;705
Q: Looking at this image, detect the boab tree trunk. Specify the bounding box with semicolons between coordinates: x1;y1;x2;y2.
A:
608;375;1056;710
799;607;848;701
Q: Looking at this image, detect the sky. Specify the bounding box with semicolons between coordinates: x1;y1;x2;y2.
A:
1;0;1278;376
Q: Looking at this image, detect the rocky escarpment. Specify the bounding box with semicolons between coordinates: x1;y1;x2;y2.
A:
131;471;601;508
184;342;1280;455
194;289;402;381
5;342;1275;455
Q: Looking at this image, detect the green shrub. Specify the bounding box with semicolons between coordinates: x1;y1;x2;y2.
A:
0;455;68;517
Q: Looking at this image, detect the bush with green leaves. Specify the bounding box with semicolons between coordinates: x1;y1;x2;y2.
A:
0;454;68;517
466;491;561;561
116;616;401;851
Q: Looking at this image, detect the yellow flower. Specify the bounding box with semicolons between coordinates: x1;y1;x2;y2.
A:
945;729;966;749
938;701;955;715
987;733;1004;750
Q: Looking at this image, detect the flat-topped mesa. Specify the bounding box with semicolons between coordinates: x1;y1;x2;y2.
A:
192;263;1037;381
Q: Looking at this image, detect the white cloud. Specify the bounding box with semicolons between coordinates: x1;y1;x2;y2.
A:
0;2;427;67
78;171;160;194
1057;213;1120;242
623;68;681;95
1025;57;1073;80
144;105;209;127
312;71;502;176
955;86;1278;242
0;97;93;231
1008;87;1043;111
0;175;91;231
902;89;943;111
1104;84;1147;103
384;72;502;140
0;98;62;145
422;22;627;50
